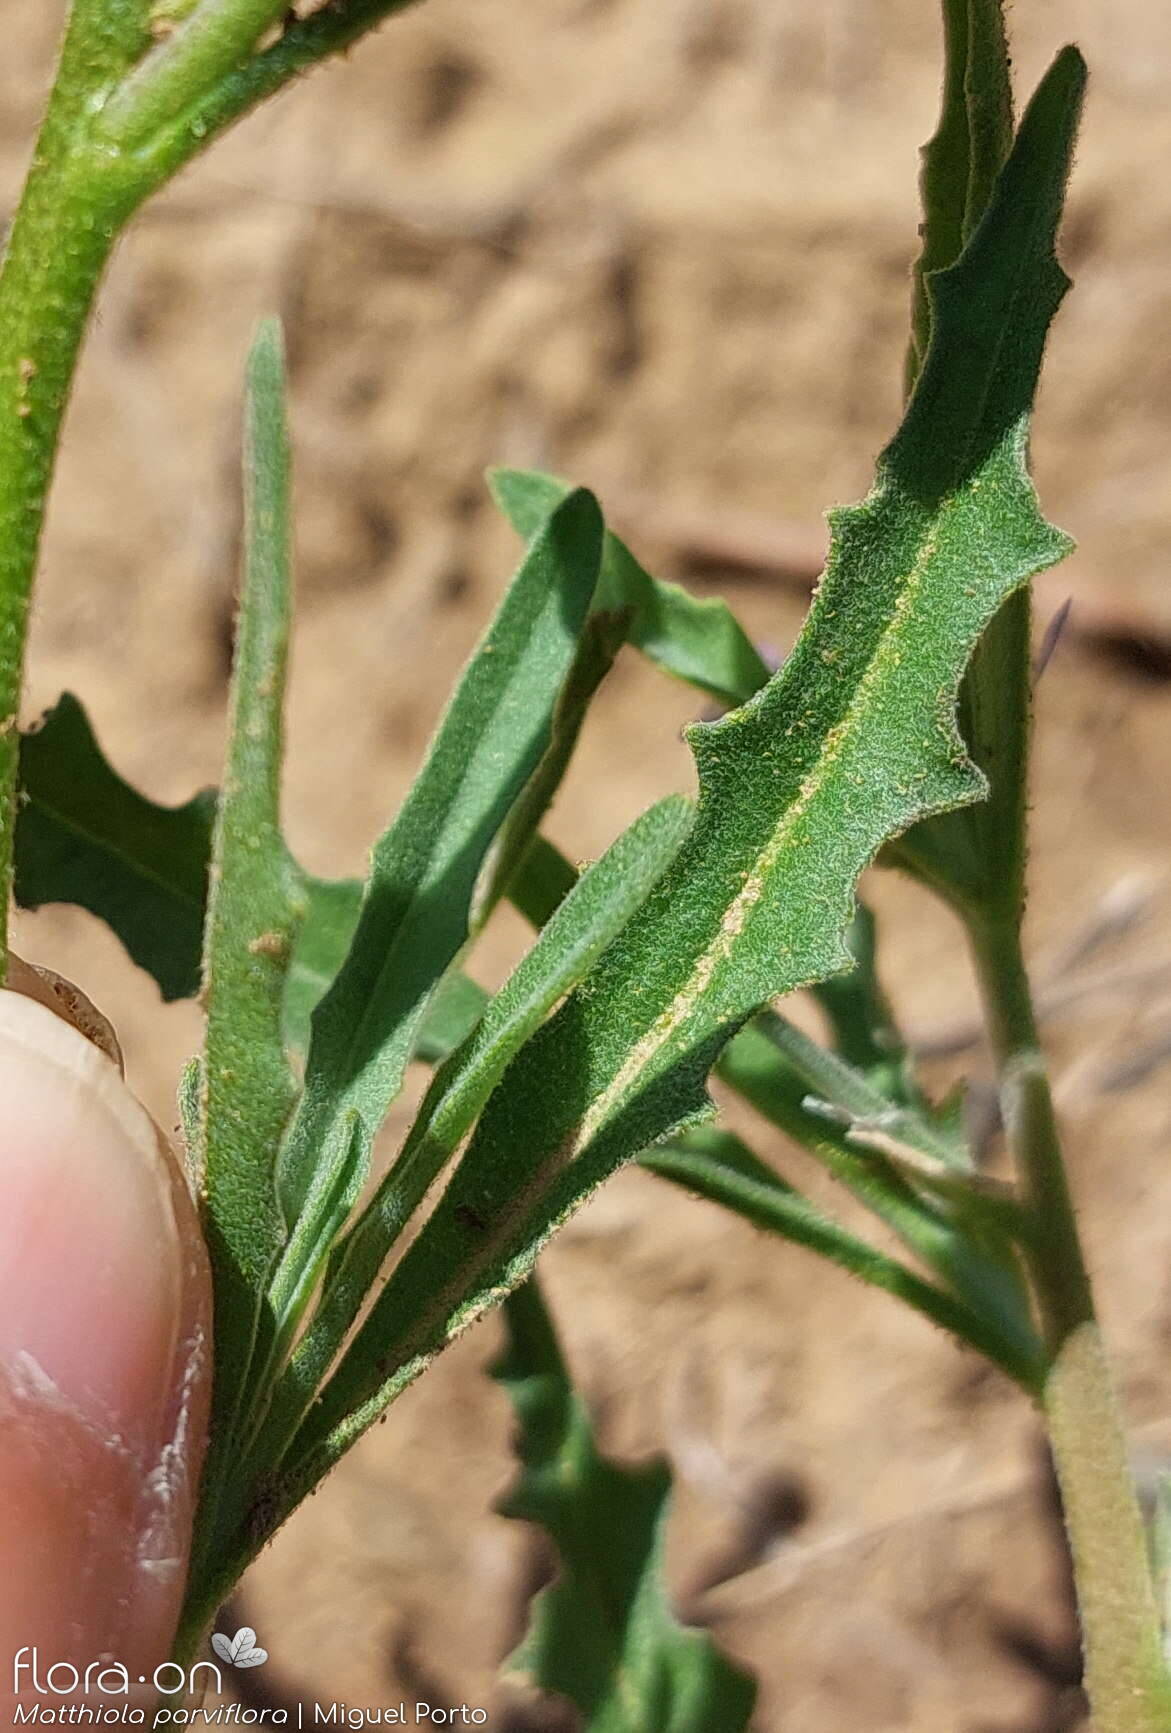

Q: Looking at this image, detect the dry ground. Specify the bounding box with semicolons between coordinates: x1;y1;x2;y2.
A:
4;3;1171;1728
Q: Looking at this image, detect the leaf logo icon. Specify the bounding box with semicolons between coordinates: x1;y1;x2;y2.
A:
211;1627;269;1669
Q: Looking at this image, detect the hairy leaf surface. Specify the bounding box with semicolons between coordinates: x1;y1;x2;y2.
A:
197;321;301;1460
287;50;1084;1478
252;795;693;1466
490;468;769;708
276;488;604;1227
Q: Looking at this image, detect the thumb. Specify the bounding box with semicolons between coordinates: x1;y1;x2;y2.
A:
0;971;211;1696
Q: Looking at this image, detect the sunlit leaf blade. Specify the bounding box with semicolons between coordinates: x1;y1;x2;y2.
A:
251;795;693;1467
489;467;770;708
198;320;299;1318
14;693;214;999
493;1277;757;1733
476;609;627;924
641;1128;1039;1386
895;0;1027;919
266;1111;369;1363
276;487;605;1228
283;51;1082;1484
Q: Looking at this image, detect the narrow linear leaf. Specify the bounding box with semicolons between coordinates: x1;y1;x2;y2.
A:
14;693;214;1000
641;1128;1040;1387
490;467;770;709
266;1111;369;1372
282;52;1083;1488
476;608;627;924
412;967;490;1066
494;1277;757;1733
507;832;580;930
724;1009;965;1174
716;1017;1038;1367
197;319;301;1459
277;488;605;1228
254;795;693;1466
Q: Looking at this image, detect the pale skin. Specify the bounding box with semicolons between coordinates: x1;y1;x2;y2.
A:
0;968;212;1706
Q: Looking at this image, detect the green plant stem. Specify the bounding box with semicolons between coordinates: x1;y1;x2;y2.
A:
101;0;293;148
0;0;418;983
0;9;147;984
969;912;1171;1732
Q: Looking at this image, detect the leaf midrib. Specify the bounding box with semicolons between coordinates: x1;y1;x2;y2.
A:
23;787;207;910
572;503;955;1155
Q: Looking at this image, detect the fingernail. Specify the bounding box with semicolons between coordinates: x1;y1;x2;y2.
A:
0;986;211;1678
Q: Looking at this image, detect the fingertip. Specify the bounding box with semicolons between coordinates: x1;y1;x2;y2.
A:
0;983;211;1679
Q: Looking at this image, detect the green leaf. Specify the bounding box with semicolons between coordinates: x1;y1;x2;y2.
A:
252;795;693;1468
507;832;580;930
715;1016;1038;1372
895;0;1027;921
476;609;627;924
276;487;604;1228
908;0;1013;386
412;967;490;1066
14;693;214;1000
196;319;300;1444
284;50;1083;1486
369;795;693;1263
640;1128;1040;1387
808;902;919;1104
266;1111;369;1370
489;467;770;709
493;1277;757;1733
281;873;363;1066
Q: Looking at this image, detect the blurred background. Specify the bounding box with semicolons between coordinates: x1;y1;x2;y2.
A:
5;2;1171;1727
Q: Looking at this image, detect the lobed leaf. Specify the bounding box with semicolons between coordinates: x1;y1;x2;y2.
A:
282;50;1084;1489
14;693;214;1000
894;0;1028;920
493;1277;757;1733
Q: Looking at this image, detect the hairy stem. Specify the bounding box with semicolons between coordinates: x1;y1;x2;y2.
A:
970;913;1171;1732
0;0;419;981
0;7;148;982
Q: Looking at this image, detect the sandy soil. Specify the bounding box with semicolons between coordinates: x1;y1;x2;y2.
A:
4;3;1171;1728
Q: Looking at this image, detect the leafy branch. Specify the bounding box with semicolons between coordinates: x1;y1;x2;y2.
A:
0;0;424;980
264;43;1085;1531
